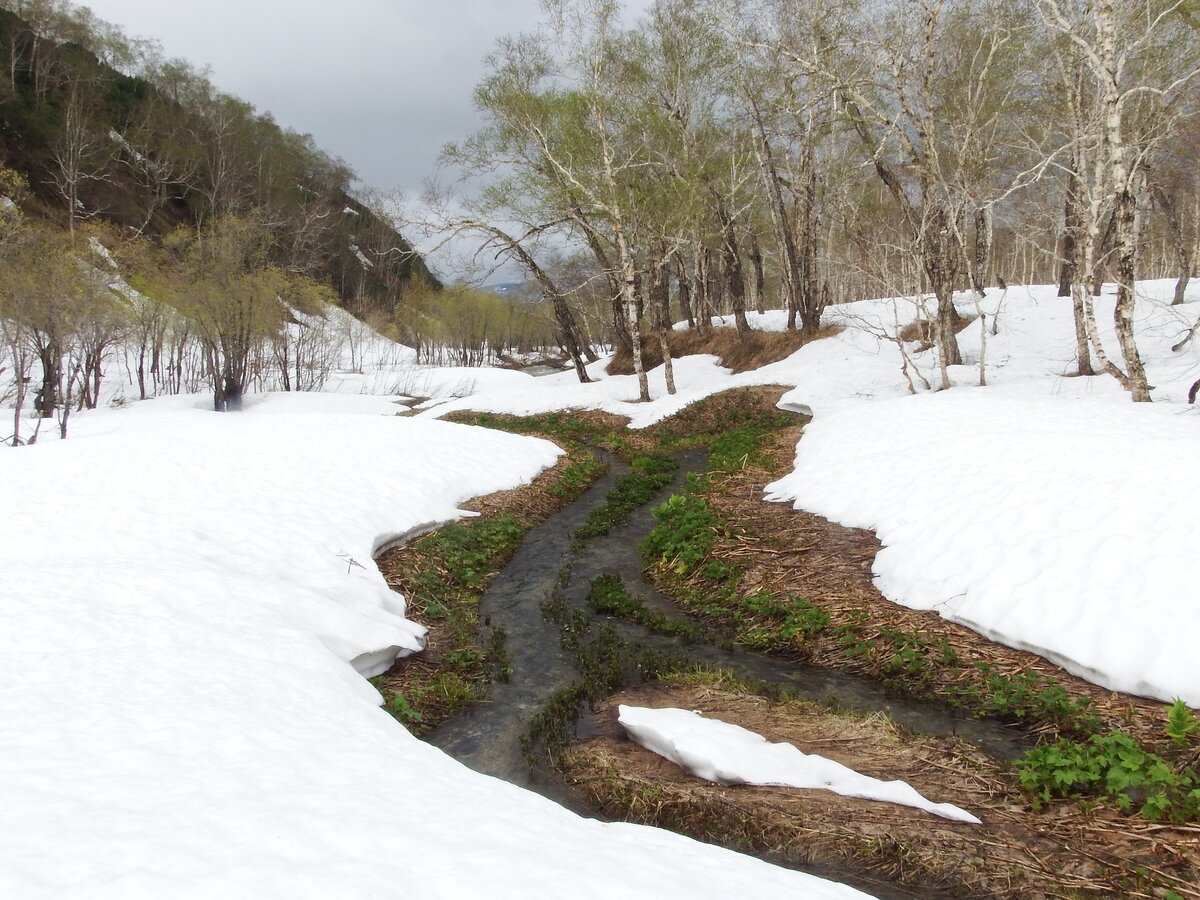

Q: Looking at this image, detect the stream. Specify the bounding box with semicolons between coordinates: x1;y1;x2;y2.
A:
426;448;1027;773
422;449;1029;896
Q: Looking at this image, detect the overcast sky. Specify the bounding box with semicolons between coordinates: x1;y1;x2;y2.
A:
80;0;652;200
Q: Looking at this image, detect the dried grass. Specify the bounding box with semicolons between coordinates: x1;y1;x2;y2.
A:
607;326;841;376
564;684;1200;898
689;425;1172;750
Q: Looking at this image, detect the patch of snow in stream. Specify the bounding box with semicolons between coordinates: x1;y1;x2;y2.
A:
619;706;981;824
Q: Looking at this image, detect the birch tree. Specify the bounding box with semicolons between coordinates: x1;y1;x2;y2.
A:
1038;0;1200;401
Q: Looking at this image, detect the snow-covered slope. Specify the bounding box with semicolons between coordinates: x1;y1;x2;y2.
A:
0;393;867;898
765;281;1200;706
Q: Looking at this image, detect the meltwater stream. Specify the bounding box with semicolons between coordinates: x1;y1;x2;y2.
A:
424;450;1028;808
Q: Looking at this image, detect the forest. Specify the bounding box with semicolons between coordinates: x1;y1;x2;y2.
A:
2;0;1199;429
430;0;1200;402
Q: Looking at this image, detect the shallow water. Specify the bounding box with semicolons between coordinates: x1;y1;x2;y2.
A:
427;448;1026;762
422;448;1027;897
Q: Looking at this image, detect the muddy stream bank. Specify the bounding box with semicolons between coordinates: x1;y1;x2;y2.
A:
420;449;1030;894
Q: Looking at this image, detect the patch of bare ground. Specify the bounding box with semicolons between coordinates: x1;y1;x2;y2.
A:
898;314;978;348
677;424;1173;750
564;682;1200;898
607;325;841;376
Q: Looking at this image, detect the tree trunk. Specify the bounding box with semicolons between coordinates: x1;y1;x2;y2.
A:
717;200;750;335
748;97;802;331
797;135;824;335
1071;285;1096;377
1150;181;1191;306
571;204;629;355
694;247;710;335
922;207;964;371
749;232;766;316
1098;0;1150;402
1112;185;1151;401
973;207;992;295
615;230;650;402
675;251;695;330
494;226;593;383
1058;165;1081;298
650;249;676;395
35;341;60;418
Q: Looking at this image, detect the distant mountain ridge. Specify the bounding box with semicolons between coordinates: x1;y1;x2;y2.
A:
0;2;439;312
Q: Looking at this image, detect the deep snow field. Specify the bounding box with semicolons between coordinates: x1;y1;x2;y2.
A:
3;277;1198;896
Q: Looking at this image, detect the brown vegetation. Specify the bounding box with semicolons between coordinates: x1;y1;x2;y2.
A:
606;325;840;376
669;424;1173;749
565;682;1200;898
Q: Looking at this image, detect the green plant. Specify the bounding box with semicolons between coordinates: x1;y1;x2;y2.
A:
548;456;607;500
1167;699;1199;748
574;454;678;540
485;626;513;682
587;574;704;639
642;494;723;575
1017;732;1200;822
541;593;591;650
385;692;425;728
964;663;1103;735
706;426;773;474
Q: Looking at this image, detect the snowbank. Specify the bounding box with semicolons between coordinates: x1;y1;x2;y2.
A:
766;390;1200;705
764;281;1200;705
619;706;980;824
0;393;868;899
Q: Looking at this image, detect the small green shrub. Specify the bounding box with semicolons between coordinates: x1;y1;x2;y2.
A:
965;663;1102;734
1167;699;1199;748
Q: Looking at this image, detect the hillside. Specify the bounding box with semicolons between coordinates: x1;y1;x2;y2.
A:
0;4;439;313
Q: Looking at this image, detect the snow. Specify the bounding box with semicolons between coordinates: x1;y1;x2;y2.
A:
0;392;868;899
8;270;1200;893
766;390;1200;705
766;280;1200;706
421;278;1200;706
619;706;981;824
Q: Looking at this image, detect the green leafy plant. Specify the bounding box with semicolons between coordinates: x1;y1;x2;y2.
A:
1017;732;1200;821
386;692;425;728
587;574;704;639
1167;699;1199;748
574;454;677;540
642;494;723;575
961;663;1102;735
